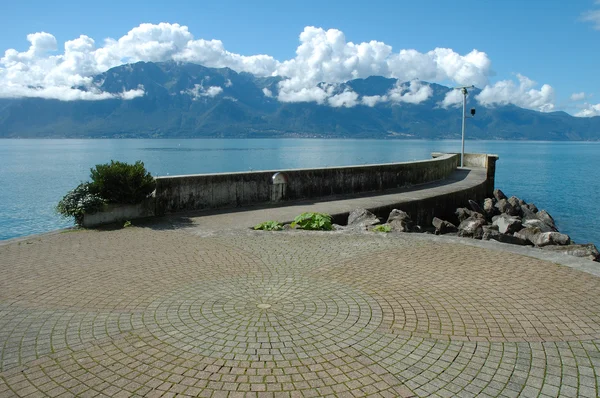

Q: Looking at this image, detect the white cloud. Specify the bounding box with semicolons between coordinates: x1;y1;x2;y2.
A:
439;89;464;108
274;26;491;104
328;90;359;107
361;95;386;107
181;83;223;99
1;22;562;113
575;103;600;117
225;79;233;87
570;92;586;101
262;88;273;97
277;86;331;104
582;1;600;29
475;74;555;112
387;80;432;104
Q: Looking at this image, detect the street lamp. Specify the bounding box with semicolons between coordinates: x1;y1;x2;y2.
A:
453;85;475;167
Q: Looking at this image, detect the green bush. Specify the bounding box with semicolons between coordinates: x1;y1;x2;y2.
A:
56;183;106;226
291;212;333;231
253;221;284;231
89;160;155;204
372;224;392;233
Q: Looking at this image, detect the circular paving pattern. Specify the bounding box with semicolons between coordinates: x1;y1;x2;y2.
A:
142;275;384;361
2;227;600;397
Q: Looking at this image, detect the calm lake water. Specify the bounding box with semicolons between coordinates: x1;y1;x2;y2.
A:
1;139;598;247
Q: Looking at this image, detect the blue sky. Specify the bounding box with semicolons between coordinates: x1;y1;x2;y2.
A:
1;0;599;115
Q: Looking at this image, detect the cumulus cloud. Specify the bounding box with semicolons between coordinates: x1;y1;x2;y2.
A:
361;95;386;107
181;83;223;99
475;74;555;112
575;103;600;117
570;92;586;101
387;80;432;104
262;88;273;97
0;22;559;112
439;89;464;108
273;26;491;104
328;90;359;108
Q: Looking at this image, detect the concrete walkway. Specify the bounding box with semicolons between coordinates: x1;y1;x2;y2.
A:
1;171;600;397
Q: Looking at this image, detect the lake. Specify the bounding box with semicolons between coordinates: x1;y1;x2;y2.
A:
1;139;598;247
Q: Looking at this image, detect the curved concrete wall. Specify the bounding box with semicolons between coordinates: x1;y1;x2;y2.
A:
154;154;460;215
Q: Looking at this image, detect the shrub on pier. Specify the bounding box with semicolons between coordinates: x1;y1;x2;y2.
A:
89;160;155;204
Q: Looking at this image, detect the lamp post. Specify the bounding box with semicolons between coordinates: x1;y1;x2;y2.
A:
453;85;475;167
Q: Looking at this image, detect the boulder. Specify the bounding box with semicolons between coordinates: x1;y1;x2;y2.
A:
508;196;525;208
458;217;487;239
507;196;523;217
482;225;500;241
520;205;537;220
522;219;556;233
387;209;413;232
468;200;485;215
493;189;507;201
541;244;600;262
527;203;539;213
495;199;519;216
432;217;458;235
483;227;529;245
456;207;484;223
514;227;542;245
536;210;557;230
483;198;498;217
347;208;380;228
492;214;523;235
534;232;571;247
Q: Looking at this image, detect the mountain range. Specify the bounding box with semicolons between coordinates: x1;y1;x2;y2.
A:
1;61;599;140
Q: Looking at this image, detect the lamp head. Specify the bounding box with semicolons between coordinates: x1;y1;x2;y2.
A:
470;108;476;116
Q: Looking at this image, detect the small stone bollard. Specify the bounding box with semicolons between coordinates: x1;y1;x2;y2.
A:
271;172;288;202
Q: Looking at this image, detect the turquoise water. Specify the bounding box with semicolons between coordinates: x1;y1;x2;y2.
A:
1;139;598;247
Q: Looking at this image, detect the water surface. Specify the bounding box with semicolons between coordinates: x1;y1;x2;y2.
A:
1;139;598;247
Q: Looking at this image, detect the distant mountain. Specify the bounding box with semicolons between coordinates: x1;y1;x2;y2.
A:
1;61;599;140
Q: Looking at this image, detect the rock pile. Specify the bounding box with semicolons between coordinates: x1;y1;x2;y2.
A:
343;189;599;262
443;189;599;262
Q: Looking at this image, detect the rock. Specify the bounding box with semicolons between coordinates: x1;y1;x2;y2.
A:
412;225;424;233
432;217;458;234
541;244;600;262
527;203;539;213
468;200;485;215
493;233;530;246
482;225;500;240
522;219;556;233
520;205;536;220
536;210;556;230
534;232;571;247
514;227;542;245
332;224;346;231
492;214;523;235
283;224;293;230
458;217;487;239
508;196;525;208
387;209;413;232
507;196;523;217
347;208;380;228
493;189;507;201
483;227;529;245
483;198;497;217
456;207;484;223
495;199;519;216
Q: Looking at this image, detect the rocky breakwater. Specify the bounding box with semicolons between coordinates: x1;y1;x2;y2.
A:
341;189;599;262
442;189;599;262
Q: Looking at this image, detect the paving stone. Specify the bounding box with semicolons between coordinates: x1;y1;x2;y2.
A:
1;217;600;396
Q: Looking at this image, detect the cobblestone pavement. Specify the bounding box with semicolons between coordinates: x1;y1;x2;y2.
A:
1;221;600;397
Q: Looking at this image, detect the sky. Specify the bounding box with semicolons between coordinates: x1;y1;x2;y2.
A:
0;0;599;116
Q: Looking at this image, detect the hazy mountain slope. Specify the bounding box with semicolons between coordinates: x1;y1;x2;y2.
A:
0;61;599;140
